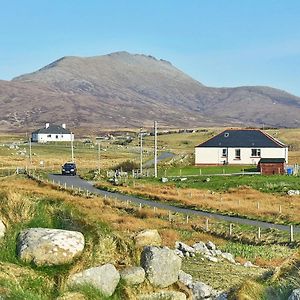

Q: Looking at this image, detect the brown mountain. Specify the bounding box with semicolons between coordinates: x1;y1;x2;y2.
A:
0;51;299;132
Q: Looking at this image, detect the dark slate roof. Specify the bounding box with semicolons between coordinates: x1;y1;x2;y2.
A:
32;125;71;134
259;158;285;163
196;129;286;148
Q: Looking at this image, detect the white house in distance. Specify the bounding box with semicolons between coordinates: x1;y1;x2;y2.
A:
31;123;74;143
195;129;288;165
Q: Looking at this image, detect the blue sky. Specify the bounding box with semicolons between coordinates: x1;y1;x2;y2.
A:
1;0;300;95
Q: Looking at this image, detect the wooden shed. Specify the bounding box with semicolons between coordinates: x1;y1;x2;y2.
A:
258;158;286;175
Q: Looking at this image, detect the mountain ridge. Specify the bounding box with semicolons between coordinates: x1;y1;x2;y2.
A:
0;51;299;132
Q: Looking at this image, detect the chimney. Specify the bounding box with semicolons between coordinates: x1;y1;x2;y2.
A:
45;123;50;129
62;123;66;129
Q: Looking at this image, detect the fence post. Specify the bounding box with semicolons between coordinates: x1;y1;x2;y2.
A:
199;169;202;176
205;218;209;231
179;169;182;177
258;227;261;240
164;169;167;177
290;225;294;242
229;223;233;236
139;203;142;211
64;182;67;189
279;205;282;214
186;215;189;224
257;202;260;210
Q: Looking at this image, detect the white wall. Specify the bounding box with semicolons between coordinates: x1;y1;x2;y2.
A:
195;147;288;165
32;133;74;143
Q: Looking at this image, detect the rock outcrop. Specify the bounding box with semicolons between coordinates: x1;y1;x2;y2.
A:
17;228;85;266
120;266;145;285
289;289;300;300
68;264;120;297
141;246;181;288
138;291;187;300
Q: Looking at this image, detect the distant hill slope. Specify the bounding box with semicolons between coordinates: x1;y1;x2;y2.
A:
0;51;299;131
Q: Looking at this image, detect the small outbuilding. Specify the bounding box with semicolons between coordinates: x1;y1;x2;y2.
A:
258;158;286;175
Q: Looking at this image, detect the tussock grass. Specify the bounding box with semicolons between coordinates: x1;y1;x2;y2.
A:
234;280;264;300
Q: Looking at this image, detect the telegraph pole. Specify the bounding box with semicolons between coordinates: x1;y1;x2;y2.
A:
98;142;101;175
140;128;143;175
29;135;32;165
71;132;74;161
154;121;158;178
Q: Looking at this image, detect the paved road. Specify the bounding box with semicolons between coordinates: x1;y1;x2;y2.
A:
143;152;174;168
48;174;300;233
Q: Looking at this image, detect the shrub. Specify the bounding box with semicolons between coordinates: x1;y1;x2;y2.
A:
113;160;139;172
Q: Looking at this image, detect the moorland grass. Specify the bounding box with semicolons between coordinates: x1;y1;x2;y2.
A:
95;175;300;225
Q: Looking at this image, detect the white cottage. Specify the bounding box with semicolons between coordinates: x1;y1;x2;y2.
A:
195;129;288;165
31;123;74;143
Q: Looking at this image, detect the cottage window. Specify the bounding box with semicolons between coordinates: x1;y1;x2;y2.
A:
251;148;261;157
47;134;51;138
222;148;227;157
56;135;59;139
235;149;241;159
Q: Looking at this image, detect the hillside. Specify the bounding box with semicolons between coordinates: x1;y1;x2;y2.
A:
0;51;300;131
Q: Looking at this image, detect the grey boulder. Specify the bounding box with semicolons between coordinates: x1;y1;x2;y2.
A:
221;252;235;264
141;246;182;288
193;242;209;254
205;241;216;251
178;270;193;286
18;228;85;266
289;289;300;300
68;264;120;297
189;281;213;299
120;266;145;285
175;241;195;254
138;291;186;300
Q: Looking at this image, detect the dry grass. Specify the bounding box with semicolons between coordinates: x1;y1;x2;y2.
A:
0;176;226;251
234;280;264;300
100;181;300;224
0;190;35;226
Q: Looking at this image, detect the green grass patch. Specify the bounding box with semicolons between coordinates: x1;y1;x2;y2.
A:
139;173;300;194
220;242;295;261
159;165;257;177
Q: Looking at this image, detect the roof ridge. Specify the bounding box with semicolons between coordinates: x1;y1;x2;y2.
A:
259;130;286;147
195;129;286;148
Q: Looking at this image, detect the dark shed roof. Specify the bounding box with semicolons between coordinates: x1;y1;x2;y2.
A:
32;125;71;135
259;158;286;163
196;129;286;148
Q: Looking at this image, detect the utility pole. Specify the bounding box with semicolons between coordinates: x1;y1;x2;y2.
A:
71;132;74;162
140;128;143;175
98;142;101;175
29;135;32;165
154;121;158;178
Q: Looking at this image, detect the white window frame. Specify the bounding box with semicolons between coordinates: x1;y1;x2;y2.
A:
235;149;241;159
251;148;261;157
222;148;227;157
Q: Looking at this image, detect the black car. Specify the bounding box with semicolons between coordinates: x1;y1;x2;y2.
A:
62;162;77;175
